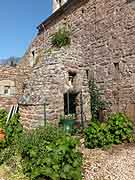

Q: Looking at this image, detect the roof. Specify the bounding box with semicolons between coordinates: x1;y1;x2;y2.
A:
37;0;87;32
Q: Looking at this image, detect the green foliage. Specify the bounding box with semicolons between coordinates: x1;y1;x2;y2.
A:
84;113;134;149
51;27;71;48
18;126;82;180
0;145;16;165
5;113;23;145
108;113;133;144
0;111;82;180
0;109;7;129
89;80;111;119
0;113;23;165
84;121;113;148
0;156;29;180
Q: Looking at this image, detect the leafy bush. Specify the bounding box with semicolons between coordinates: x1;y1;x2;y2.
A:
18;126;82;180
108;113;133;144
5;113;23;145
51;27;71;48
84;113;134;149
84;121;113;148
0;113;23;164
0;109;7;129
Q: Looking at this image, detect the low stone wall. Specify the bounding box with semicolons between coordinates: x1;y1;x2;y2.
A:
19;104;45;129
0;97;17;112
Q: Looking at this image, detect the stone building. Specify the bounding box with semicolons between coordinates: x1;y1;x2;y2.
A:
1;0;135;128
18;0;92;128
0;65;17;111
17;0;135;127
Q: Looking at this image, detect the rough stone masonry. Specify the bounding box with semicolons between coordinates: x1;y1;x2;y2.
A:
0;0;135;128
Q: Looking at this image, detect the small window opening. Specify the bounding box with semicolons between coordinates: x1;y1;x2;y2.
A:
86;70;89;79
114;62;120;80
56;0;62;6
68;72;76;85
82;8;85;13
127;0;135;3
4;86;10;95
22;83;27;92
32;50;35;58
10;60;16;67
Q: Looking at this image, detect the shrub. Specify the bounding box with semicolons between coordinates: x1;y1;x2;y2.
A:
0;113;23;164
84;121;113;149
5;113;23;145
84;113;134;149
108;113;133;144
0;109;8;129
18;125;82;180
51;27;71;48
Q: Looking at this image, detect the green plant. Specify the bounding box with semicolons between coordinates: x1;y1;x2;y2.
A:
18;125;82;180
108;113;133;144
5;113;23;145
84;113;134;149
89;80;111;120
0;109;8;129
0;156;30;180
84;121;113;149
0;113;23;164
51;27;71;48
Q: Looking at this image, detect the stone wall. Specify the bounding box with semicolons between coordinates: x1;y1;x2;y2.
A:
91;0;135;121
18;0;135;127
19;0;92;128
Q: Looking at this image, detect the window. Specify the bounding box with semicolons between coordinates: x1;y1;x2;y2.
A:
4;86;10;95
86;70;89;79
32;50;35;58
68;72;76;85
127;0;135;3
56;0;62;6
114;62;120;80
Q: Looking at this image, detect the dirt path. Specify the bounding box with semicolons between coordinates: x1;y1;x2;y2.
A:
83;144;135;180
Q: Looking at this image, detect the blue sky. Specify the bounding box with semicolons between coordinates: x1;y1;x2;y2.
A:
0;0;51;59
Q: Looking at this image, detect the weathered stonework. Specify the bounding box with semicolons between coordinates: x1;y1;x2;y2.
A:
18;0;92;128
1;0;135;127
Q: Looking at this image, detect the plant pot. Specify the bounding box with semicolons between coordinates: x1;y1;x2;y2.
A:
63;119;75;133
0;128;5;141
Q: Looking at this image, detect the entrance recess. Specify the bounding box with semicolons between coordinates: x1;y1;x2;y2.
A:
64;92;77;115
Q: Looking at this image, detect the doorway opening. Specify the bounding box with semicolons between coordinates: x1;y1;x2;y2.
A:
64;92;78;115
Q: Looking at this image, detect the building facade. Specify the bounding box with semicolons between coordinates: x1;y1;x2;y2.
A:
0;0;135;128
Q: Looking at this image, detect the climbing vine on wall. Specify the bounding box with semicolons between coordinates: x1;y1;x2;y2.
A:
89;79;111;120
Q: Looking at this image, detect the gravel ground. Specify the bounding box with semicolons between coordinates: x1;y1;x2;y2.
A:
82;143;135;180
